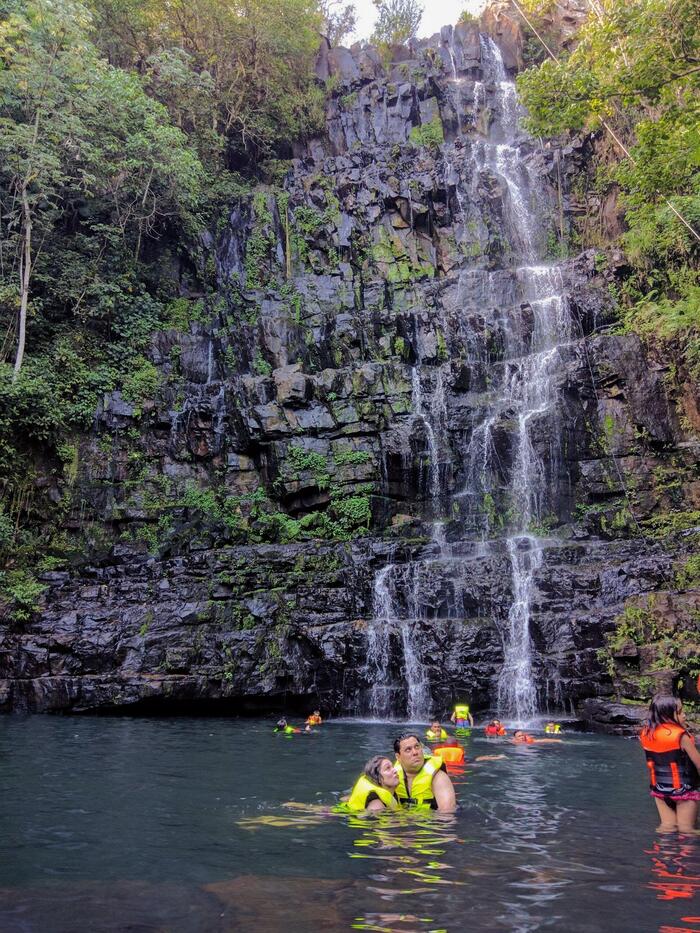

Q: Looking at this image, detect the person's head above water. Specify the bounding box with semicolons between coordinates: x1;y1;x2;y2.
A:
430;720;441;732
644;694;685;731
277;718;287;728
393;733;425;773
363;755;399;790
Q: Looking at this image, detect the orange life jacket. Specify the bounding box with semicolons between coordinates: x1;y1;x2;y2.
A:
306;714;322;726
433;744;464;764
639;723;699;796
485;725;505;736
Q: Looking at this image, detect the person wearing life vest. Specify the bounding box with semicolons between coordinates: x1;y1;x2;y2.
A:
639;694;700;833
305;710;322;731
544;722;562;734
393;732;456;811
342;756;401;812
485;719;506;736
425;720;448;742
450;703;474;729
432;743;465;765
274;718;300;735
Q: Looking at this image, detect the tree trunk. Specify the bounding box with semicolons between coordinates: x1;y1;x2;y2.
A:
13;184;32;381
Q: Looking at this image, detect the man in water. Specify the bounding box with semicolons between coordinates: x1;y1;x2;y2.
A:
512;730;562;744
393;733;457;811
425;720;448;741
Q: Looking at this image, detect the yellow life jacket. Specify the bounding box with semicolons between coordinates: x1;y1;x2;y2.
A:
544;723;561;734
453;704;470;720
426;728;448;741
344;775;399;812
394;755;444;810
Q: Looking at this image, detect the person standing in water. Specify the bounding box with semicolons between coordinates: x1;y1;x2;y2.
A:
393;733;457;811
450;702;474;729
639;695;700;834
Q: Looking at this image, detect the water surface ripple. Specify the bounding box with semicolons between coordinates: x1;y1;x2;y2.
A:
1;718;698;932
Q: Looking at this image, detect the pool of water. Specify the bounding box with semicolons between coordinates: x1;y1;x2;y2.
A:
1;717;698;932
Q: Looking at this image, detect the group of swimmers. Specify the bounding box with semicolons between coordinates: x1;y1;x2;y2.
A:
274;710;322;734
275;695;700;830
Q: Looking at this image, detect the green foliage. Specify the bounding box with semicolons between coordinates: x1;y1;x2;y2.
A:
163;298;208;332
457;9;477;25
121;358;162;406
675;553;700;590
253;352;273;377
0;568;46;623
285;445;330;489
245;193;276;290
371;0;422;44
89;0;325;167
320;1;357;46
620;282;700;380
330;494;371;533
409;117;444;148
334;449;371;466
641;510;700;539
516;0;700;367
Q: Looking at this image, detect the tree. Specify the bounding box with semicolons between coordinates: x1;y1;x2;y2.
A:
320;0;357;47
0;0;203;377
371;0;423;45
89;0;325;167
516;0;700;376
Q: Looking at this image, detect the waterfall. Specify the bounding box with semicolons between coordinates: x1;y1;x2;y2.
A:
360;35;571;723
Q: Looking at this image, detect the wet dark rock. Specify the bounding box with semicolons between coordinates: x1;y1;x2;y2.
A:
2;25;698;724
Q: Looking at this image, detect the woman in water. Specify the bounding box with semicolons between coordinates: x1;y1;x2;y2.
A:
344;755;401;812
639;695;700;833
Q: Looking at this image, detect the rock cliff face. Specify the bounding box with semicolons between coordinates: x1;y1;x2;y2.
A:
1;22;697;724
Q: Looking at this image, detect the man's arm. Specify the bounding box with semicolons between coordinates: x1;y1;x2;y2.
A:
432;769;456;812
468;712;474;727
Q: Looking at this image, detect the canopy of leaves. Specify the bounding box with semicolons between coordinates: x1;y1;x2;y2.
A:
371;0;423;45
88;0;326;168
516;0;700;374
321;0;357;46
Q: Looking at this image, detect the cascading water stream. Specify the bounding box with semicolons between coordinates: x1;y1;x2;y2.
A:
360;34;572;723
475;40;571;723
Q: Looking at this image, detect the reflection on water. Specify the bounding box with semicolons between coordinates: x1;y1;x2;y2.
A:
1;718;699;932
646;836;700;913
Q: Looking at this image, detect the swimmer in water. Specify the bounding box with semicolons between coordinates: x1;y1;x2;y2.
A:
342;755;401;812
512;730;562;745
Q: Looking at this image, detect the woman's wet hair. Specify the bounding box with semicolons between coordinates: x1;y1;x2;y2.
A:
393;732;421;753
643;694;681;734
363;755;391;786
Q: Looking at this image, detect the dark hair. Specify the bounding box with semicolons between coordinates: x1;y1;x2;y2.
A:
393;732;421;754
642;694;681;735
363;755;391;787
